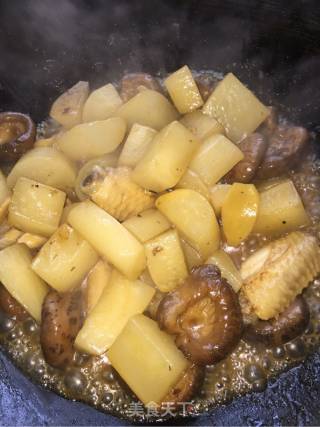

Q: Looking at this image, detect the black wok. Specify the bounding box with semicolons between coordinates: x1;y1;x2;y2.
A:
0;0;319;425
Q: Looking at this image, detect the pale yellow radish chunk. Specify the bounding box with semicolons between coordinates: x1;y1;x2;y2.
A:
7;147;77;194
180;237;204;269
180;110;224;140
210;184;231;216
122;208;171;243
0;169;10;204
221;183;259;247
203;73;269;142
0;244;48;322
75;271;155;355
189;134;244;186
50;81;89;128
253;180;311;236
145;229;188;292
132;121;200;192
118;124;157;167
17;233;47;250
176;169;210;199
57;117;126;161
156;189;220;259
206;249;242;292
0;198;10;225
0;227;23;250
82;83;123;122
108;314;189;405
68;201;146;280
32;224;98;293
86;260;112;313
165;65;203;114
9;177;66;237
117;89;179;130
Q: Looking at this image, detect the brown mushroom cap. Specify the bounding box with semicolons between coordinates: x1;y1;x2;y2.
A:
157;265;243;365
0;112;36;161
244;295;310;346
40;289;84;369
0;285;28;321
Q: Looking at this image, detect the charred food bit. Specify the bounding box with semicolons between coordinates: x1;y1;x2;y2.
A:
241;232;320;320
40;289;84;369
244;296;310;346
157;265;243;365
0;112;36;161
0;285;28;320
81;166;155;222
120;73;162;102
257;125;308;179
225;133;268;183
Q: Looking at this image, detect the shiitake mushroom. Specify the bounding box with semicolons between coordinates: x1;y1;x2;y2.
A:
0;112;36;161
157;265;243;365
0;285;28;321
40;289;84;369
244;295;310;346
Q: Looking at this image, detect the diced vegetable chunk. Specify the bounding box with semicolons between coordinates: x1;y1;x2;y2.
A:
132;121;200;192
189;134;244;186
122;208;171;243
253;180;311;236
50;81;89;128
108;314;189;405
117;89;179;130
86;260;112;313
180;110;224;140
68;201;146;280
32;224;99;293
165;65;203;114
203;73;269;142
7;147;77;194
75;271;155;355
206;249;242;292
0;244;48;322
82;83;123;122
118;124;157;167
0;169;10;204
180;237;204;269
176;169;210;199
145;229;188;292
221;183;259;246
9;177;66;237
156;189;220;258
57;117;126;161
210;184;231;216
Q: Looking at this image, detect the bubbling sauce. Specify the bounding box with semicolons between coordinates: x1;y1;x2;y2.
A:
0;73;319;423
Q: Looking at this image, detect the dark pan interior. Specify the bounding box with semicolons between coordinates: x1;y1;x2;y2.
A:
0;0;320;425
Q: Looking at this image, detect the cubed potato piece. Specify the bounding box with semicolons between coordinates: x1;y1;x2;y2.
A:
68;201;146;279
206;249;242;292
50;81;89;129
9;177;66;237
86;260;112;313
176;169;210;199
165;65;203;114
0;244;48;322
0;228;23;250
7;147;77;194
189;134;244;186
145;229;188;292
57;117;126;161
122;208;171;243
221;183;259;246
32;224;99;292
253;180;311;236
118;124;157;167
108;314;189;405
34;135;57;148
17;233;47;250
60;202;80;224
210;184;231;216
180;110;224;140
0;197;10;225
0;169;10;204
203;73;270;142
156;189;220;259
82;83;123;122
180;237;204;269
75;271;155;355
132;121;200;192
117;89;179;130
